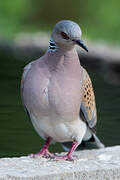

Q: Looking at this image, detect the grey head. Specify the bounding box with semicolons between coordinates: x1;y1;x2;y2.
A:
50;20;88;52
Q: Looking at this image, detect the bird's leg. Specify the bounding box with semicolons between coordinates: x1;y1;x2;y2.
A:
54;141;80;161
30;137;54;158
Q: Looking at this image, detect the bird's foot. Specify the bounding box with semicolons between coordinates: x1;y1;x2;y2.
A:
53;141;79;161
29;149;54;159
54;154;77;161
29;137;54;158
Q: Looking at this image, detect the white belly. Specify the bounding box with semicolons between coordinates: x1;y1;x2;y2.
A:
30;113;87;143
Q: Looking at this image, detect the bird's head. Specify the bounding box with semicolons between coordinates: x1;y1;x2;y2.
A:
51;20;88;52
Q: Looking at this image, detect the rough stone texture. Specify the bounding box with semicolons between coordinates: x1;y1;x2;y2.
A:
0;146;120;180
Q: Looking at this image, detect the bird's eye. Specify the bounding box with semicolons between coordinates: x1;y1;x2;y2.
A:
60;32;69;40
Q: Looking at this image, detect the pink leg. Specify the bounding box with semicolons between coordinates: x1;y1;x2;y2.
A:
30;137;54;158
55;141;80;161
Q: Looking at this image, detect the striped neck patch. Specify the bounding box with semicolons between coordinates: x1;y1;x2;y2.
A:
48;38;58;52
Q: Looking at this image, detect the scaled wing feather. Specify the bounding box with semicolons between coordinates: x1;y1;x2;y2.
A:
80;67;97;130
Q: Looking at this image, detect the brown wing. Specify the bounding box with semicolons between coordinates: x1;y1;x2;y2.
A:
80;67;97;132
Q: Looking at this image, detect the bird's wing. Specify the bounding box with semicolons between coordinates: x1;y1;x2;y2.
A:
21;62;33;92
80;67;97;132
21;62;33;118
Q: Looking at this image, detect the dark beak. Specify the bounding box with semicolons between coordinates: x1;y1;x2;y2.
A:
74;39;88;52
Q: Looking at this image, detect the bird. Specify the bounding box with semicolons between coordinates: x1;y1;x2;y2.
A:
21;20;104;161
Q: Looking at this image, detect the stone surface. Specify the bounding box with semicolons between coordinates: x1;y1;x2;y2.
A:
0;146;120;180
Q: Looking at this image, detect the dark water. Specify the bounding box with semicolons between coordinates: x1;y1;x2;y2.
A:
0;53;120;158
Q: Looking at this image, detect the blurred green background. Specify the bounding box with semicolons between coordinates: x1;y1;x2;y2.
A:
0;0;120;43
0;0;120;158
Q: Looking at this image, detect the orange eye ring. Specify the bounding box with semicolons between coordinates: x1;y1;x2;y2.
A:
61;32;69;40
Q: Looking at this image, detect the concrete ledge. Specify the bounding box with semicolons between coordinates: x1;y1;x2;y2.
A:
0;146;120;180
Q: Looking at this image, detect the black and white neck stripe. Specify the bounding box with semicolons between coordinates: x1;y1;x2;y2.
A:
48;38;58;52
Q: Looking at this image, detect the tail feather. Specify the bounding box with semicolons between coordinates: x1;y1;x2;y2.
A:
62;134;104;151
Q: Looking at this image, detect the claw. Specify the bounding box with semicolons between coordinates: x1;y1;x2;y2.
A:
29;137;54;158
54;141;79;161
54;154;77;161
29;139;79;161
29;149;54;158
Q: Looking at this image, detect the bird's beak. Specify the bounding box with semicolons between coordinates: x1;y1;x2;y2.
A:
74;39;88;52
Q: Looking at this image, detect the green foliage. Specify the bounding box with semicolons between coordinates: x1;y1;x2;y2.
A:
0;0;120;43
0;0;30;37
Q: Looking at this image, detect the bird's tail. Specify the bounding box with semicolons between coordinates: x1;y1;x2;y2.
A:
62;133;104;151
